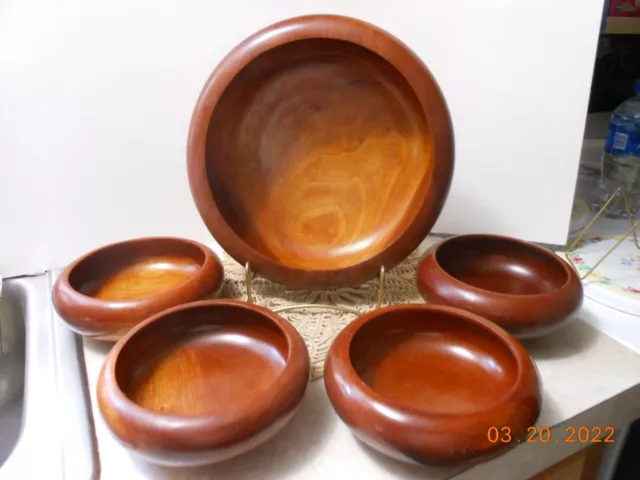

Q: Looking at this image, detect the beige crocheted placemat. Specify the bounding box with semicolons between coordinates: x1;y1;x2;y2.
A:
216;237;442;381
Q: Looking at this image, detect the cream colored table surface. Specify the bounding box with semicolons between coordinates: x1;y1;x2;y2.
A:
83;296;640;480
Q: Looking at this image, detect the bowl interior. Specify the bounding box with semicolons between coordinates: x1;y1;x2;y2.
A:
350;309;518;414
115;304;288;415
69;239;206;301
435;236;569;295
206;38;433;271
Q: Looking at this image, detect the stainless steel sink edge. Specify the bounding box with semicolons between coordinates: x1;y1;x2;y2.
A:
50;270;100;480
0;274;99;479
1;275;60;478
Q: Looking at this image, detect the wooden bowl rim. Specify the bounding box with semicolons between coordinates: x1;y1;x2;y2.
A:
98;299;310;447
54;236;222;308
328;303;538;421
187;14;454;289
422;234;579;299
52;236;224;339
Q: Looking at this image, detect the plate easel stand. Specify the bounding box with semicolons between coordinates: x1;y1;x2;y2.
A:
243;263;386;316
564;187;640;279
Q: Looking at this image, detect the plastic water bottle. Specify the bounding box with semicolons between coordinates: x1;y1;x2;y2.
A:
598;78;640;218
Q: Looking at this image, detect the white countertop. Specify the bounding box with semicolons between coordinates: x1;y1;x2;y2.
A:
83;296;640;480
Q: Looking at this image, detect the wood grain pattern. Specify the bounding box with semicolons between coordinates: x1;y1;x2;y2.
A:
98;300;310;466
87;255;201;301
324;304;541;466
124;325;287;416
188;15;454;289
52;237;223;340
417;234;584;338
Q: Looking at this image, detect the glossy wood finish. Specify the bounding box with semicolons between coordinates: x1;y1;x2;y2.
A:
417;234;584;338
188;14;453;289
97;300;310;466
325;304;541;465
52;237;223;340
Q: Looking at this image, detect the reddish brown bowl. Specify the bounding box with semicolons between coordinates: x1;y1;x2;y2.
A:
187;14;453;290
417;234;583;338
52;237;223;340
324;304;541;465
97;300;310;466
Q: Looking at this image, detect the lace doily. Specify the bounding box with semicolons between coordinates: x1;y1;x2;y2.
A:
216;240;440;380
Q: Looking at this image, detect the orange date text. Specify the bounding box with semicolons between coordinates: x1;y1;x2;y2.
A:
487;426;615;444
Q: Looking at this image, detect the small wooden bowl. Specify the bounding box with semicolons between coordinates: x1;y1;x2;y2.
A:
417;234;583;338
325;304;541;466
187;14;454;289
97;300;310;466
52;237;223;340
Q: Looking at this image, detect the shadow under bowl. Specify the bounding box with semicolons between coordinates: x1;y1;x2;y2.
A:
324;304;541;466
97;300;310;467
187;14;454;290
417;234;583;338
52;237;224;340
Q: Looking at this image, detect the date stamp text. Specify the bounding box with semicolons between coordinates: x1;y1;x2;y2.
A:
487;426;615;444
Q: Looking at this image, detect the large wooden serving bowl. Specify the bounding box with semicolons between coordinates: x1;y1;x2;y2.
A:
97;300;310;466
325;304;541;465
52;237;223;340
187;14;453;289
417;234;583;338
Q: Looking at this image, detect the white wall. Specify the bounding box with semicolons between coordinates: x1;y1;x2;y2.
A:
0;1;604;277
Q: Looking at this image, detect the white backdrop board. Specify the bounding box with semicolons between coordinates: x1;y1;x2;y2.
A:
0;0;603;277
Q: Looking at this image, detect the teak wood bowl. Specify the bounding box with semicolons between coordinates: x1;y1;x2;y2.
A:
187;14;454;290
52;237;223;340
324;304;541;466
417;234;583;338
97;300;310;466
